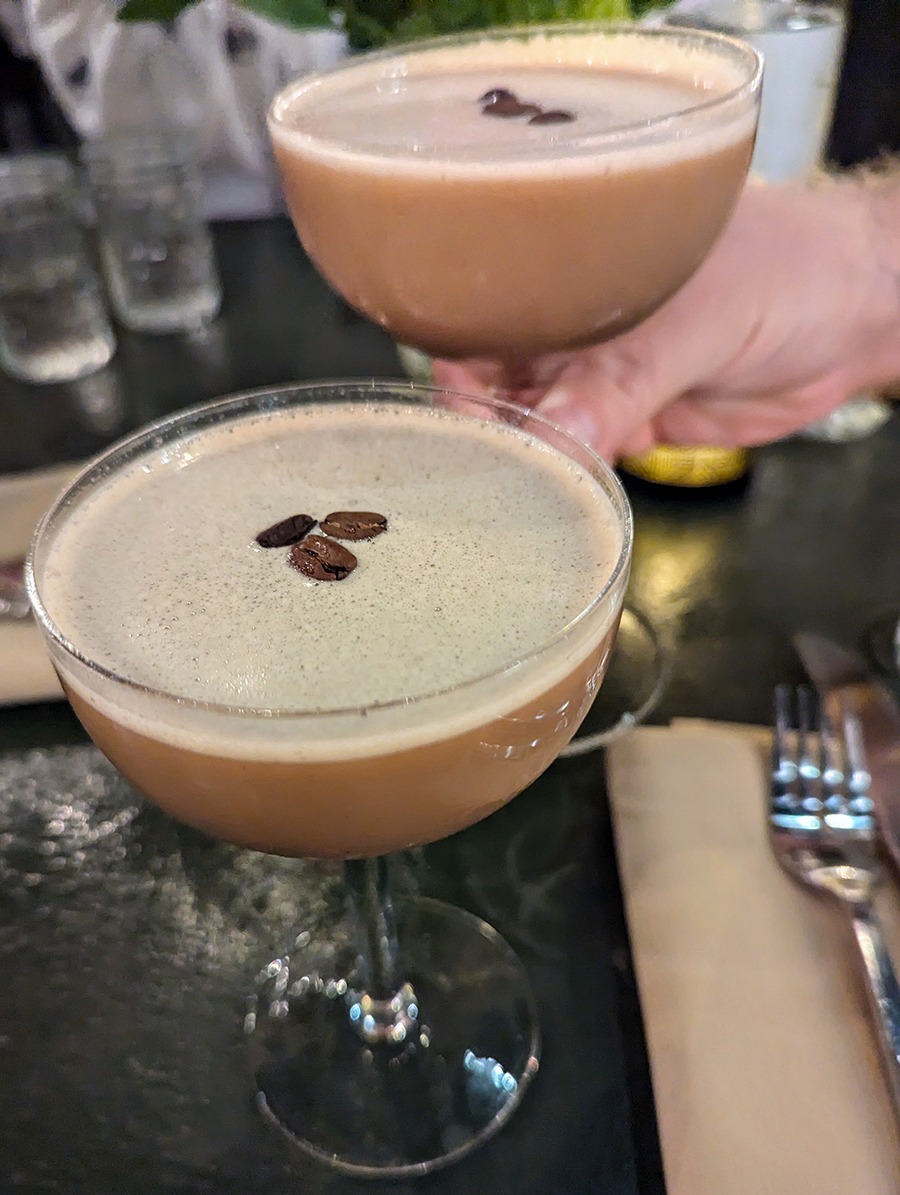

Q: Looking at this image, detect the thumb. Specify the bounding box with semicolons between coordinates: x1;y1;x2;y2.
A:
533;245;748;456
535;327;688;460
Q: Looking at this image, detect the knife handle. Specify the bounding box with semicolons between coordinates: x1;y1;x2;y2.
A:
851;906;900;1120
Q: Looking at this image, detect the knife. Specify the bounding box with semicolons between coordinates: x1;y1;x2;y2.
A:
794;632;900;874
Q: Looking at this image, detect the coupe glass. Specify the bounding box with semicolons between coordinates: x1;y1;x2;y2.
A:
27;380;632;1178
268;22;762;360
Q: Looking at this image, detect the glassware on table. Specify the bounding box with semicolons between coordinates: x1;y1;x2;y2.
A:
665;0;845;184
798;393;894;442
664;0;892;442
561;602;669;754
0;153;116;384
81;132;222;333
269;23;761;363
27;379;632;1177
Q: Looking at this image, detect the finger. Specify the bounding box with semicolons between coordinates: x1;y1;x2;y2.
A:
431;359;496;395
535;340;671;460
653;375;848;446
534;233;762;457
614;423;658;458
432;356;572;406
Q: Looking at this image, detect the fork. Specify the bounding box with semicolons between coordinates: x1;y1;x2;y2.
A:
0;559;30;621
771;684;900;1119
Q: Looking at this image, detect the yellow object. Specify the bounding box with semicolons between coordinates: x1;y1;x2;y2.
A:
618;445;750;487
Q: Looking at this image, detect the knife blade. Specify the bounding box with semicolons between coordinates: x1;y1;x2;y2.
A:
794;632;900;874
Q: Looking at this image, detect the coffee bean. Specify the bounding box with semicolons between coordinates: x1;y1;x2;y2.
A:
479;88;517;105
528;109;576;125
482;95;539;119
256;513;316;548
289;535;357;581
319;511;388;541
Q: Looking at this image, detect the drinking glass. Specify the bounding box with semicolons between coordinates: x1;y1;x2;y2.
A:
27;380;632;1177
664;0;892;442
81;132;222;333
0;153;116;383
665;0;845;183
269;23;761;361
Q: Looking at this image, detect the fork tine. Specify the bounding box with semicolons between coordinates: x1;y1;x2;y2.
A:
769;688;900;1125
796;685;823;814
773;684;795;791
819;703;850;826
840;696;876;820
771;686;820;830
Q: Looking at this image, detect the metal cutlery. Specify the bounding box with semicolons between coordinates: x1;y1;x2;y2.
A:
794;632;900;878
0;559;29;621
770;683;900;1120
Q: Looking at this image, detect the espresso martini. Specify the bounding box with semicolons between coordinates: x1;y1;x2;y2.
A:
269;25;760;357
28;381;633;1174
35;397;625;859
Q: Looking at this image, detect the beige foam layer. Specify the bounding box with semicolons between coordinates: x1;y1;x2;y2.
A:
270;27;758;177
41;403;626;761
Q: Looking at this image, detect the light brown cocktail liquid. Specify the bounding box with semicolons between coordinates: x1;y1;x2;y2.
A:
40;403;624;857
270;30;757;357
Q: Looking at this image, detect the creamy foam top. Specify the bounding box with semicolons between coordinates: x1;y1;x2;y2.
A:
41;403;622;714
284;68;704;153
270;28;759;174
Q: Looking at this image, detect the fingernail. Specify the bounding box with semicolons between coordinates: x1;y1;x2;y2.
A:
538;383;572;416
537;385;604;453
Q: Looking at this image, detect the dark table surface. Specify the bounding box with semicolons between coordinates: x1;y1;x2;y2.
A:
2;220;899;1195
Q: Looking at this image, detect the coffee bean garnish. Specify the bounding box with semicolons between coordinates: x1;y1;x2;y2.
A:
319;511;388;541
479;86;577;124
257;507;388;582
483;95;539;119
256;513;317;548
528;108;575;125
290;535;357;582
479;88;516;105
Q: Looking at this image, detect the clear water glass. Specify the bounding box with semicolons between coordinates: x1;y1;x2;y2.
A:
0;154;116;384
82;132;222;333
664;0;892;441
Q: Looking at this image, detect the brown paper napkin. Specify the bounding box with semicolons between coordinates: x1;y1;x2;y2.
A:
607;720;900;1195
0;463;79;706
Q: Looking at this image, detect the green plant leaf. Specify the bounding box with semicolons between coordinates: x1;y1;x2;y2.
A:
576;0;634;17
118;0;667;38
118;0;333;27
236;0;334;28
338;0;639;45
117;0;200;21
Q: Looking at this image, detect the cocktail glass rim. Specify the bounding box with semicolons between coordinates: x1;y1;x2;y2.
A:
26;378;633;720
268;21;763;162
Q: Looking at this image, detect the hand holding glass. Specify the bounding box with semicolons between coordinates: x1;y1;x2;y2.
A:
268;24;760;360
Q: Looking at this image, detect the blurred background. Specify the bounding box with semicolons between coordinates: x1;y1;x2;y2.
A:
1;0;897;172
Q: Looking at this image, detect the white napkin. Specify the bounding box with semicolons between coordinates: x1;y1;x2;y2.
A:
0;463;78;706
607;720;900;1195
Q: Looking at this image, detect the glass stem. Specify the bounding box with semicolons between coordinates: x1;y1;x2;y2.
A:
344;856;419;1046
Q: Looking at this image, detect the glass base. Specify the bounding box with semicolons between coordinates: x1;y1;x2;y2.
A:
795;394;893;442
561;602;668;756
246;896;540;1178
